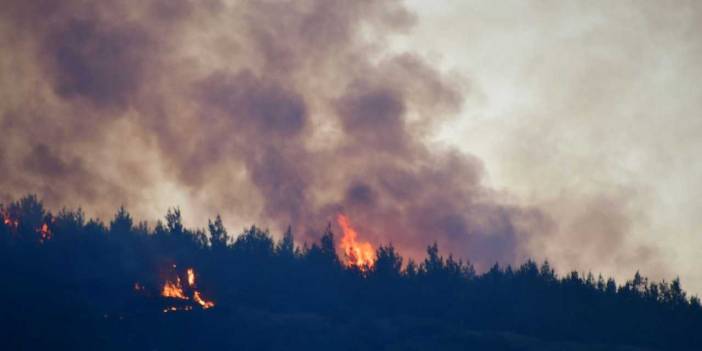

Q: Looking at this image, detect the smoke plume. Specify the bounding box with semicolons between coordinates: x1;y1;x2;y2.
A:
0;0;650;271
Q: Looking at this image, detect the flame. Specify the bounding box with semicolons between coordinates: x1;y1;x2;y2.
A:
162;277;188;300
193;291;215;309
0;211;50;242
187;268;195;287
159;267;215;312
337;214;375;270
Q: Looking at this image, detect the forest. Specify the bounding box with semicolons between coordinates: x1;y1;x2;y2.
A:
2;195;701;350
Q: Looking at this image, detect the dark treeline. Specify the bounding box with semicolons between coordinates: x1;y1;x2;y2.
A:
1;195;701;350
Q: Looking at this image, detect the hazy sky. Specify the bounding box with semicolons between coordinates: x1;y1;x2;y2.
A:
401;0;702;291
1;0;700;293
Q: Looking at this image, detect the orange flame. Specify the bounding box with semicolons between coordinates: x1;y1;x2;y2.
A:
162;277;188;300
1;211;51;242
337;214;375;270
193;291;215;309
187;268;195;287
159;267;215;312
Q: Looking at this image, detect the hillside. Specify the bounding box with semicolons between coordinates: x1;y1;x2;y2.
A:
2;195;700;350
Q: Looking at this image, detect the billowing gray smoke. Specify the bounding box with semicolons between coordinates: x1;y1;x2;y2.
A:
2;0;567;270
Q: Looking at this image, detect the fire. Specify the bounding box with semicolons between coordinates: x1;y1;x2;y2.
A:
193;291;215;309
162;277;188;300
187;268;195;286
159;267;215;312
337;214;375;270
0;211;50;242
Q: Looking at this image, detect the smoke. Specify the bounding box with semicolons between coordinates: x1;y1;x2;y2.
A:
0;0;656;271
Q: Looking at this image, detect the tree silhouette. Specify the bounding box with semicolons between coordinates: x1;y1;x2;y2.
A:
208;215;228;251
2;194;702;351
276;225;295;257
110;206;133;235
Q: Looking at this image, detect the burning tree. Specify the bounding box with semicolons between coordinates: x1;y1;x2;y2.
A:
337;214;376;270
152;265;215;312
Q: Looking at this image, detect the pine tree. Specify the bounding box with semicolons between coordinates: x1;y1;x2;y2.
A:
208;215;228;251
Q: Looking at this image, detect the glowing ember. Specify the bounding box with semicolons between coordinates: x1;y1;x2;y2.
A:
163;306;193;313
162;277;188;300
337;214;375;270
39;223;52;242
1;210;18;231
134;282;144;291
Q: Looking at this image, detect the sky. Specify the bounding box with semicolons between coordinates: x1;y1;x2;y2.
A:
401;0;702;290
0;0;700;293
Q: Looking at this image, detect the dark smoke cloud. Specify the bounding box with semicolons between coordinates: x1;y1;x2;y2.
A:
44;18;152;110
0;0;623;270
198;70;308;137
336;85;408;153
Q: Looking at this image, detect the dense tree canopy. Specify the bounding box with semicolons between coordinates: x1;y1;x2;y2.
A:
1;195;700;350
